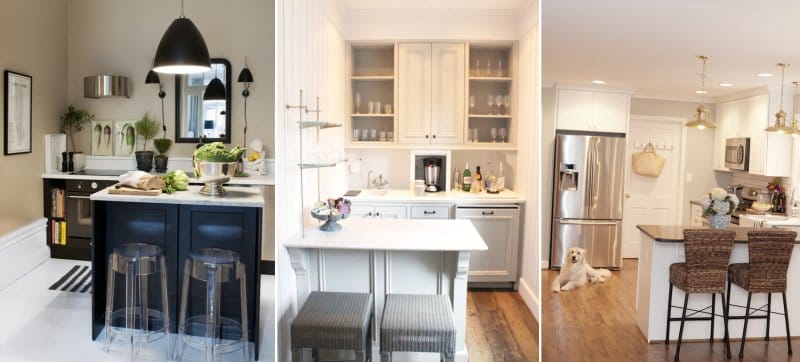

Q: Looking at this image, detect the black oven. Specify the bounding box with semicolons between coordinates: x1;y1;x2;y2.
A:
66;180;116;239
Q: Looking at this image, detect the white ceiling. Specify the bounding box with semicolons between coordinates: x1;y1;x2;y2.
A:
343;0;527;10
543;0;800;101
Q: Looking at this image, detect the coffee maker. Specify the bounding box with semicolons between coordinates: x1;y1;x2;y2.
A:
424;158;441;192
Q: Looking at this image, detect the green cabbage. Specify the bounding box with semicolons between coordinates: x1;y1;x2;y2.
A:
163;170;189;194
193;142;246;162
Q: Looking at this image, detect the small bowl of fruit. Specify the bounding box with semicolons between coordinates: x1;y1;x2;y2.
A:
311;198;351;232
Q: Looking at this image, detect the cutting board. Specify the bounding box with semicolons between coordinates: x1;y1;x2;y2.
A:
108;184;162;196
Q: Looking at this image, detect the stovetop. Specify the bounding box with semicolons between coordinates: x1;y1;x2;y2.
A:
70;169;130;176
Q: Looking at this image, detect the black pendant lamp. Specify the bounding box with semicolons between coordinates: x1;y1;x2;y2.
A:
145;67;168;133
203;76;226;100
238;57;254;145
153;0;211;74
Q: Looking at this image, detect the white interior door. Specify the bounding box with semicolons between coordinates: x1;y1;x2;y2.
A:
621;118;684;258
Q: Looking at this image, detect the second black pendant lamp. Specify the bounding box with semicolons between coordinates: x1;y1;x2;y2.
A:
153;0;211;74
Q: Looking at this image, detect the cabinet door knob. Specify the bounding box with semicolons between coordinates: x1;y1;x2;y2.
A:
625;193;631;199
367;212;373;216
432;134;436;138
375;212;380;217
425;135;430;139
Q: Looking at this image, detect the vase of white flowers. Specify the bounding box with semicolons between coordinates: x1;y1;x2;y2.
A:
700;187;739;229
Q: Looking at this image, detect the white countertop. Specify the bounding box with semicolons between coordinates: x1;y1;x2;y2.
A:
347;189;524;204
284;218;488;251
42;171;274;186
90;185;264;208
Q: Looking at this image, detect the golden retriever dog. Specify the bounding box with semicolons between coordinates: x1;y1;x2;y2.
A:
551;247;612;292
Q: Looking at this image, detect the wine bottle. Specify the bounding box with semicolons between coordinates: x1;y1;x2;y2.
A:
462;162;472;192
473;166;483;192
498;162;505;191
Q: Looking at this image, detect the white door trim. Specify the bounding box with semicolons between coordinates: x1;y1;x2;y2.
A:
628;114;688;226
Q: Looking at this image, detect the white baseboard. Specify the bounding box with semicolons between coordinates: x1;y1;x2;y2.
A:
518;277;540;322
0;218;49;291
541;259;549;269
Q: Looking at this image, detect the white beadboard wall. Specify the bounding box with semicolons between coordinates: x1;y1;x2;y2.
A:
730;171;787;189
276;0;347;361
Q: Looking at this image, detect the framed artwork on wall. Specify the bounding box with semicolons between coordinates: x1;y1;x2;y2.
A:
90;120;114;156
113;120;137;156
4;70;32;155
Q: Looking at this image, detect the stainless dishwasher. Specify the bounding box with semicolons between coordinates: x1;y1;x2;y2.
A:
455;205;520;286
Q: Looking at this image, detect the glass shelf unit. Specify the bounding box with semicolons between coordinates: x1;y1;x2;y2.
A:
298;160;347;169
298;121;342;129
467;43;513;146
350;42;397;144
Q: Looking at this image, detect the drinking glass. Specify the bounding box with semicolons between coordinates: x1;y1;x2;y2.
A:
384;104;392;114
379;131;387;141
490;128;498;143
375;101;382;114
368;101;375;114
469;95;475;114
495;95;504;114
474;58;481;77
369;129;377;141
387;131;394;141
354;92;361;114
352;128;360;141
499;128;507;143
472;128;479;143
487;95;494;115
503;95;511;115
496;59;504;77
486;59;493;78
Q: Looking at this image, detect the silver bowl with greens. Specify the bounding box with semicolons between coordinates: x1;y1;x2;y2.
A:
193;142;246;196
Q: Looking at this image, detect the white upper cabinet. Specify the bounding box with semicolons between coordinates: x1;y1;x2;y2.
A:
712;90;791;177
555;87;630;133
399;43;465;144
430;43;465;144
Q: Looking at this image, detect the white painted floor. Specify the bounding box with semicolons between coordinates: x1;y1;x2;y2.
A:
0;259;275;362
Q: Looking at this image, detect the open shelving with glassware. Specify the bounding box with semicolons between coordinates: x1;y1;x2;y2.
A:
466;44;514;145
348;43;397;144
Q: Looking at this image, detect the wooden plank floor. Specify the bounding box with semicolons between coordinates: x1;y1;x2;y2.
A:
543;259;799;361
467;288;539;362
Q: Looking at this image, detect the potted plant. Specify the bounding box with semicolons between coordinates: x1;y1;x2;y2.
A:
60;105;94;171
153;138;173;173
134;113;159;171
700;187;739;229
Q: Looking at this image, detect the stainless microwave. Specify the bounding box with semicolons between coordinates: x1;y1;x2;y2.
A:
725;138;750;171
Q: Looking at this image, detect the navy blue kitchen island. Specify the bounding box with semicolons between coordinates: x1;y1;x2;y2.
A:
90;185;264;359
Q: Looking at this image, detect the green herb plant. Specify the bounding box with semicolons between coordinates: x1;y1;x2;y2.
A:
134;113;159;151
60;105;95;152
153;138;173;156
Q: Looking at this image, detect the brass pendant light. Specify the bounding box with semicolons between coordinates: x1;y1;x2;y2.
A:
764;63;793;134
685;55;716;130
790;81;800;137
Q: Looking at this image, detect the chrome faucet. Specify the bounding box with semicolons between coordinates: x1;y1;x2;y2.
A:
372;174;390;190
367;170;375;189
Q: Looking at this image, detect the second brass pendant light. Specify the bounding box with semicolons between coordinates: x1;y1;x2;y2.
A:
764;63;794;134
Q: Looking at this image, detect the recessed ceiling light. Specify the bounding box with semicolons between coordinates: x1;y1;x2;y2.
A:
719;83;733;87
591;80;606;84
757;73;774;77
696;90;708;94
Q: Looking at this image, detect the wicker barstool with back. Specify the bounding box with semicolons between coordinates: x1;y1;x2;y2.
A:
665;229;735;361
726;229;796;358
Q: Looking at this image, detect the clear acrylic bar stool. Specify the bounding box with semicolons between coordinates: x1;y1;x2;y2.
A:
176;248;250;361
104;243;171;361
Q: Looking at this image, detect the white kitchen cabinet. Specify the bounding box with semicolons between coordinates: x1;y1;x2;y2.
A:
399;43;464;144
713;91;791;176
455;206;520;284
555;87;630;133
689;203;704;227
410;205;452;219
350;203;408;219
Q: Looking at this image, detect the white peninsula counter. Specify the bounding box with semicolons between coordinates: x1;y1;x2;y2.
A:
636;225;800;343
285;218;488;362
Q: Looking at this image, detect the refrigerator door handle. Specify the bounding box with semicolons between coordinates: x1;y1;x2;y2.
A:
559;219;619;226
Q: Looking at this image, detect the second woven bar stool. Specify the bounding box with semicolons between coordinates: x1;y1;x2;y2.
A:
727;229;796;358
665;229;735;361
380;294;456;362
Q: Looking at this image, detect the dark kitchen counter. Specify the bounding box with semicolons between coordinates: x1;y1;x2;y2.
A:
636;225;800;243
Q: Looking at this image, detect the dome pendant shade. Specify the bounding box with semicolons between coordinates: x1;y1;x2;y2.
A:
764;109;794;134
684;104;716;130
153;18;211;74
237;67;254;83
203;77;226;100
145;70;161;84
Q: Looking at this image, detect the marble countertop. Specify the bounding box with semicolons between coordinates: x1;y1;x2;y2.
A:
285;218;488;251
90;185;264;207
348;189;524;204
637;225;800;243
42;171;274;186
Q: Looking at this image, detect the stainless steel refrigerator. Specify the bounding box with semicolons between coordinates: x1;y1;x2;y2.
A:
550;132;625;269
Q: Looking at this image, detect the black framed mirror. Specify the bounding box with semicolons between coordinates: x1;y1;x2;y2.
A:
174;58;232;143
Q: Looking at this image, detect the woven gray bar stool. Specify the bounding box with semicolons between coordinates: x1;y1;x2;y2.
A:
104;243;170;360
175;248;250;362
380;294;456;362
291;291;373;362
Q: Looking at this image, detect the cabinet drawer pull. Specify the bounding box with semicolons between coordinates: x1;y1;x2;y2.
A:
482;211;495;216
424;210;436;215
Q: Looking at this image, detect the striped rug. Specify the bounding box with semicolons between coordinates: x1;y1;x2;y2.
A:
49;265;92;293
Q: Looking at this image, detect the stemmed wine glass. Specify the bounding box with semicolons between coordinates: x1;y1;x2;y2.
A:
487;95;494;115
495;95;504;115
469;95;476;115
474;58;481;77
499;128;507;143
354;92;361;114
486;59;493;79
490;128;498;143
496;59;504;77
503;95;511;115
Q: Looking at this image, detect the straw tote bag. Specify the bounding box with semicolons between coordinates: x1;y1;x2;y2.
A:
632;142;666;177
